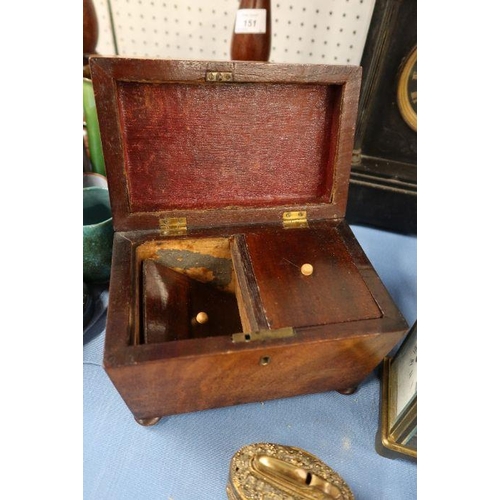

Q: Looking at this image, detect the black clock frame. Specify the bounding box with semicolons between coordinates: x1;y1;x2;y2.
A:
346;0;417;235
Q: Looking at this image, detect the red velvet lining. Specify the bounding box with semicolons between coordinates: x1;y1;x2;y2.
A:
117;82;339;212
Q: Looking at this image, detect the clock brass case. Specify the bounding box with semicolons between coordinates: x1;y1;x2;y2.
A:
378;321;417;460
227;443;354;499
396;46;417;132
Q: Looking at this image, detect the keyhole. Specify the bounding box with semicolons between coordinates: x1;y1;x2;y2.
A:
260;356;271;366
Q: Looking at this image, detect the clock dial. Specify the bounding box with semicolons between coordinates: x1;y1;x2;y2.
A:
392;327;417;418
380;321;417;459
397;46;417;132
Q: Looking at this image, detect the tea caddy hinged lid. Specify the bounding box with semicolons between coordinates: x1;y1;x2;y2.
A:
89;57;361;233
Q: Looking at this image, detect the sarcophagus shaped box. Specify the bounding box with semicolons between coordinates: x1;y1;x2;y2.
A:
90;57;408;425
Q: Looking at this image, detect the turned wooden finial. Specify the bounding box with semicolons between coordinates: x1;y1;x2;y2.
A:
230;0;271;62
83;0;99;62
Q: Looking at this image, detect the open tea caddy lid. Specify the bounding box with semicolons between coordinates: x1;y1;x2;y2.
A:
89;58;361;233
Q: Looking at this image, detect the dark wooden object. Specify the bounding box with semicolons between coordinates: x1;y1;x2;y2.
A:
346;0;417;235
83;0;99;65
231;0;271;61
90;58;408;423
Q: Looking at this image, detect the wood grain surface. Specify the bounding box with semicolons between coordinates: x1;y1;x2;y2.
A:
232;226;382;330
104;223;407;420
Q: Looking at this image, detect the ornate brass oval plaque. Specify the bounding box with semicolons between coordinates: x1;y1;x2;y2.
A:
227;442;354;499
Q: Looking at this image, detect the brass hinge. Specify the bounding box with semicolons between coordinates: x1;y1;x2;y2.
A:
232;327;295;343
206;71;234;82
282;211;308;229
159;217;187;236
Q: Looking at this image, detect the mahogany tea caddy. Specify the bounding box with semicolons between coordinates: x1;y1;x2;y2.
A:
89;57;408;425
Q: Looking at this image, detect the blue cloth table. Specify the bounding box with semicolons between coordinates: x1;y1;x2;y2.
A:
84;225;417;499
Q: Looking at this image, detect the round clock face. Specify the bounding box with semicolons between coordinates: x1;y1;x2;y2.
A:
397;46;417;132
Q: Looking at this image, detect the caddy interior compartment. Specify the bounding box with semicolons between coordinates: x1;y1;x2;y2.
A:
136;225;383;346
138;236;243;344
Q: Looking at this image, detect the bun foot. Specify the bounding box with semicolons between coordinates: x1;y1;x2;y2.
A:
135;416;161;426
337;387;358;395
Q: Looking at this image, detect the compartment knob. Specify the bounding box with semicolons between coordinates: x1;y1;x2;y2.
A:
301;263;314;276
195;312;209;324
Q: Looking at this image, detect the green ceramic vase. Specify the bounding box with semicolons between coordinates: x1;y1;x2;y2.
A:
83;78;106;175
83;186;113;283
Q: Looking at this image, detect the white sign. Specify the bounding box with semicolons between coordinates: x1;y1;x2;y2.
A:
234;9;267;34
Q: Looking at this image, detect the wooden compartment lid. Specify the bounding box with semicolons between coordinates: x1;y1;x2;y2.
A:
89;58;361;232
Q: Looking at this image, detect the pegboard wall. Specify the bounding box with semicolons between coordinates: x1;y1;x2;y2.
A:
93;0;375;65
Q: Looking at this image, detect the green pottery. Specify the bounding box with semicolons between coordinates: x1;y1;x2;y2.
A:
83;78;106;175
83;186;113;283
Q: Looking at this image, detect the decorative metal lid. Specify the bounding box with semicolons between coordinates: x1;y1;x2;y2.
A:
227;443;354;499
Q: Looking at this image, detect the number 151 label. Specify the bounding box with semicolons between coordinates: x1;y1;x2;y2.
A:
234;9;267;34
